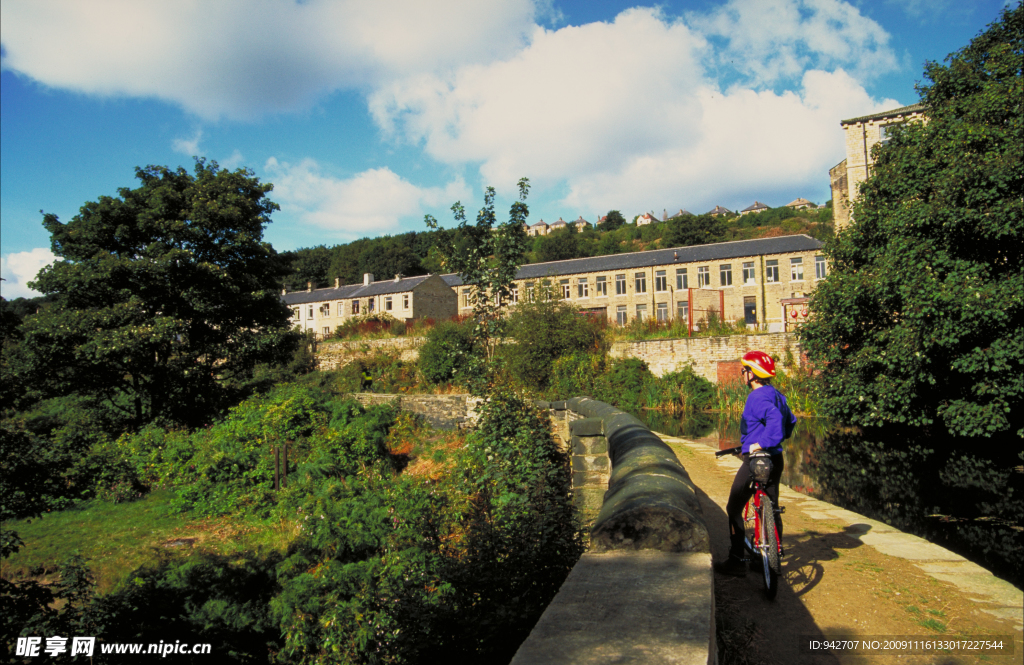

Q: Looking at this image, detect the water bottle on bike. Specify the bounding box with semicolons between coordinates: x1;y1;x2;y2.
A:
712;351;797;600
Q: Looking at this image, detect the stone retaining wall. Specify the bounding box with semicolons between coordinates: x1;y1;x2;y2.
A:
345;392;478;430
609;331;803;381
317;332;802;383
317;337;424;370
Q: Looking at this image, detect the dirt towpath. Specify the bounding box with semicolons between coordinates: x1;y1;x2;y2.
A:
657;434;1023;665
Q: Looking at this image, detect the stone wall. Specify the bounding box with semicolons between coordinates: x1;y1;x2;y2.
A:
317;337;424;370
345;392;478;430
609;331;802;382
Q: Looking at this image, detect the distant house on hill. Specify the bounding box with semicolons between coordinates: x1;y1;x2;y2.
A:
636;212;658;226
528;219;550;236
671;209;694;218
707;205;732;217
784;198;815;210
549;217;568;231
739;201;770;216
573;216;590;231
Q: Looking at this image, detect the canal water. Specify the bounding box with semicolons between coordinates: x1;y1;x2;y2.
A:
637;410;830;496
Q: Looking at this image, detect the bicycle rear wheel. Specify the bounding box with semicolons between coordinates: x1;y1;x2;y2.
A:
759;495;780;600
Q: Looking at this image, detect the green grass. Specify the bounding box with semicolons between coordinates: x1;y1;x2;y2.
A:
2;490;291;594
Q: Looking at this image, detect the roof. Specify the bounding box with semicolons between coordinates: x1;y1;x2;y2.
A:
841;103;926;125
708;205;732;215
441;234;823;285
785;198;814;208
672;209;693;217
740;201;769;212
282;274;438;305
531;220;549;227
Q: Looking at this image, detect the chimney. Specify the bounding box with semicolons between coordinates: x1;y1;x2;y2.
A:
363;273;374;286
281;288;287;295
306;282;312;292
335;277;340;288
674;251;678;262
394;274;401;282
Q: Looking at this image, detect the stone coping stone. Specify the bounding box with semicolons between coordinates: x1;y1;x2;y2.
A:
570;417;604;437
563;398;709;554
510;551;714;665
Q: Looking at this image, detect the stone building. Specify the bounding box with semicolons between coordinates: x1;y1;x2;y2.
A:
283;273;457;338
444;235;826;332
739;201;769;216
830;103;926;230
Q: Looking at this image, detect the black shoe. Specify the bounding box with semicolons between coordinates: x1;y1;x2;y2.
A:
713;556;747;577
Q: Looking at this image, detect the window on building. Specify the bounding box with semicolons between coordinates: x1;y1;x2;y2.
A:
656;302;669;322
677;300;689;322
307;305;314;318
323;302;330;316
291;307;300;319
791;257;804;281
635;304;648;321
560;279;571;299
879;122;899;144
697;266;710;287
511;287;519;303
616;305;628;326
676;268;688;290
461;288;471;308
815;255;827;280
634;272;647;293
744;296;757;325
322;327;330;337
367;298;374;312
595;275;607;296
743;262;756;285
655;270;667;292
385;296;393;311
352;300;360;315
526;282;535;302
577;278;589;298
766;260;779;283
720;264;732;287
403;294;410;309
615;274;627;295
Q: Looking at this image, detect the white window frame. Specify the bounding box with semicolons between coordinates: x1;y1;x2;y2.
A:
577;278;589;298
655;270;667;292
720;264;732;287
560;279;571;299
385;296;393;311
352;300;360;315
677;301;688;322
656;302;669;322
634;272;647;294
595;275;607;296
697;266;710;288
307;305;314;318
615;274;627;295
815;255;827;280
635;304;647;321
743;262;756;285
766;260;779;283
676;268;688;290
616;305;627;326
791;257;804;282
403;294;410;309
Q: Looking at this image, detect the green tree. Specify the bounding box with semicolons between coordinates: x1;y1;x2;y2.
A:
22;159;296;428
663;213;726;247
281;245;333;290
425;180;530;381
800;5;1023;438
599;210;626;231
535;223;580;262
504;297;605;390
358;237;423;280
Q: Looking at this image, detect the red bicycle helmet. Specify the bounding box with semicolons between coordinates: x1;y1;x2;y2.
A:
741;350;776;379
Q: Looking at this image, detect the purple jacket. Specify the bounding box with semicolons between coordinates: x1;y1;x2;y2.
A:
739;385;796;454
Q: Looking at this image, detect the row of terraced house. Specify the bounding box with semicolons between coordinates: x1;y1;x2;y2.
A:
283;234;827;338
283;101;926;339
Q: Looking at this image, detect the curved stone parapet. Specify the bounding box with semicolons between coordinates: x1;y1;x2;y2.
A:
565;397;710;553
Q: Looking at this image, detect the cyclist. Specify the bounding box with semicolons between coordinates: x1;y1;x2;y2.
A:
713;350;796;577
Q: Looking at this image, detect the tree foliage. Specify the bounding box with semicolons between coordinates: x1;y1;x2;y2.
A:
599;209;626;231
800;6;1023;438
22;159;296;428
663;213;726;247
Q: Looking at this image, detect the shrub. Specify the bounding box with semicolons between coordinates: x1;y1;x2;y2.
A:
504;299;605;390
419;318;477;385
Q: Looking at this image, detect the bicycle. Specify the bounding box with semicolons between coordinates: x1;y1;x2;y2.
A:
716;445;784;599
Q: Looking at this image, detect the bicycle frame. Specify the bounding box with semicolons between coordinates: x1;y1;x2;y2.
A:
742;482;776;562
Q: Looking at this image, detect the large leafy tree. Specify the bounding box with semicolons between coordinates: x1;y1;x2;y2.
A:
663;212;726;247
22;159;295;427
800;6;1023;439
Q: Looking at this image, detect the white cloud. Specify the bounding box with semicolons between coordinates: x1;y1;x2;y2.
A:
264;158;469;236
690;0;898;85
370;6;901;214
1;248;57;299
221;150;245;170
0;0;538;120
172;129;203;156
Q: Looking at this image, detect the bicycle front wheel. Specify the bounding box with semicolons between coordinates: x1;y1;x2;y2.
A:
759;495;780;600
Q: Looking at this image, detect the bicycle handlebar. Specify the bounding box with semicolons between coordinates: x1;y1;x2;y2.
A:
715;446;742;458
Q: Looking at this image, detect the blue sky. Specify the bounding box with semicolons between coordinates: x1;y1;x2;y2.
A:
1;0;1013;297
